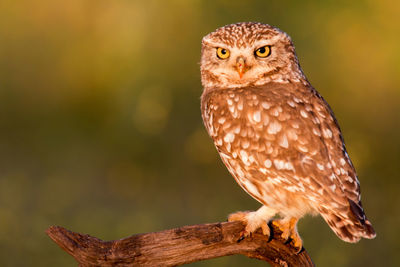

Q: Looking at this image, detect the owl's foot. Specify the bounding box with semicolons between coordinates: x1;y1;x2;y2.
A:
271;217;303;253
228;211;270;241
228;206;276;242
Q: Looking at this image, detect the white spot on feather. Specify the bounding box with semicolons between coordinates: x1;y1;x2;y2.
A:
224;132;235;143
331;203;339;208
323;128;333;138
293;97;302;103
267;121;282;134
232;110;239;118
253;110;261;122
330;184;336;192
312;117;320;124
216;139;222;146
313;128;321;136
285;162;294;170
270;177;282;185
248;155;256;163
241;140;250;149
271;108;279;117
318;111;326;118
225;142;231;152
264;159;272;168
279;134;289;148
286;186;297;192
262;102;270;109
240;150;249;165
297;145;308;153
317;163;324;170
300;110;308;118
286;182;305;193
307;195;317;202
274;160;285;170
291;122;299;129
220;152;231;159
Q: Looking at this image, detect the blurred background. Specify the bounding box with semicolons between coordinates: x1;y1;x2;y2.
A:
0;0;399;266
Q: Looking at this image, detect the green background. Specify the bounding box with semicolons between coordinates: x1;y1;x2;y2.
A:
0;0;399;266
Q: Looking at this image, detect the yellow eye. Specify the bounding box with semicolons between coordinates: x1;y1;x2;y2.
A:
216;47;230;59
255;45;271;58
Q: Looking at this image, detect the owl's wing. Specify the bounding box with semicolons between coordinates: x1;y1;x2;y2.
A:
240;84;375;242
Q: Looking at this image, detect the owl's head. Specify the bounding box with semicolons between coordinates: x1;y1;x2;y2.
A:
200;22;305;90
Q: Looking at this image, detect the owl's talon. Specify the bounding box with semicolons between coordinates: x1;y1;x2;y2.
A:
295;245;305;254
290;232;303;253
237;230;249;242
271;217;303;252
271;220;290;240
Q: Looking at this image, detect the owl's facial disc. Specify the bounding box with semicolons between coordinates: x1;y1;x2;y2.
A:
200;22;306;89
212;45;271;82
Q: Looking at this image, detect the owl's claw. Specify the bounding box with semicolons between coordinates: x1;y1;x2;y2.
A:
271;218;303;253
237;230;249;243
237;234;245;243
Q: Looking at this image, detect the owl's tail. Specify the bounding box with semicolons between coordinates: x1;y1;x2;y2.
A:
319;199;376;243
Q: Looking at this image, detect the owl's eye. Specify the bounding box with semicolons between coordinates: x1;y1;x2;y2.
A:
216;47;230;59
255;45;271;58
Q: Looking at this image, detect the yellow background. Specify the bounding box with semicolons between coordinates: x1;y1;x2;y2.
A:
0;0;399;266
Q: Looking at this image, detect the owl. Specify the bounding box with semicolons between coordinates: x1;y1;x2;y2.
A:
200;22;376;251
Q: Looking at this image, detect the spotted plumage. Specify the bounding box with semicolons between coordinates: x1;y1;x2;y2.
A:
200;22;375;248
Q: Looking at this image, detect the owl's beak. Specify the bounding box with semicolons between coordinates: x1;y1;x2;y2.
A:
236;57;247;79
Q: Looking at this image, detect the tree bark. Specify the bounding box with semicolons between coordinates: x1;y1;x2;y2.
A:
46;221;314;266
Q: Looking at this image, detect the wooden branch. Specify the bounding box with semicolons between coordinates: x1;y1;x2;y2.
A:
46;221;314;266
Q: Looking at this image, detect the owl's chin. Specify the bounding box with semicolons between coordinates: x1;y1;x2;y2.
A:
212;74;261;89
222;76;272;89
201;70;282;90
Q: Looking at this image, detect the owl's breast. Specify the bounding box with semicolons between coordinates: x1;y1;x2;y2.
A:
201;86;321;161
201;84;343;213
